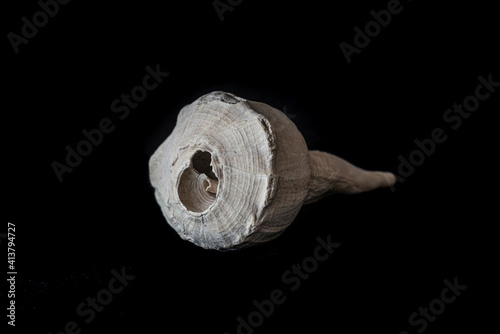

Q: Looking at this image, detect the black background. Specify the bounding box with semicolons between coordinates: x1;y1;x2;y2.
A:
3;0;498;333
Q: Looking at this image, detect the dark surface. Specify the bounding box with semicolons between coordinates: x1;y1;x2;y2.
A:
3;0;497;333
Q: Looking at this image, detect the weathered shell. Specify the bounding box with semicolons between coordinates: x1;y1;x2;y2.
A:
149;91;310;249
149;91;395;250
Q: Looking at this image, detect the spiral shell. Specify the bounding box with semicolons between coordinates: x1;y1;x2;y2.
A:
150;91;395;250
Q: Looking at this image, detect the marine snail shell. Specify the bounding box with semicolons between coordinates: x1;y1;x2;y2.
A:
149;91;395;250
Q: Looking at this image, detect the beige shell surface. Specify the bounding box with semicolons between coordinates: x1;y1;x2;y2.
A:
149;92;310;250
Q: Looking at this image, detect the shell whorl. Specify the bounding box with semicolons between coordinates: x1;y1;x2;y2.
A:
149;91;310;250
